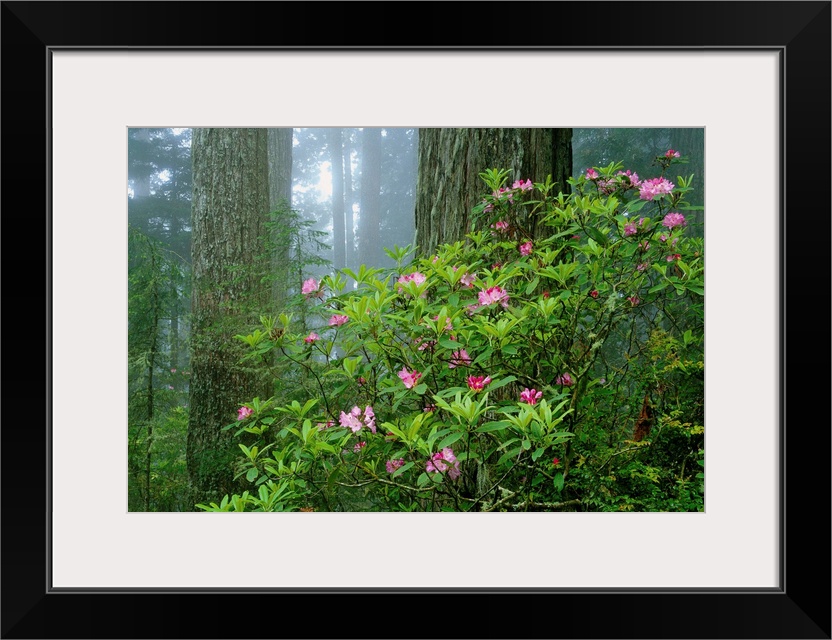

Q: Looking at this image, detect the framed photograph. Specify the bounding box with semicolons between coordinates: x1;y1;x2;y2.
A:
4;1;829;638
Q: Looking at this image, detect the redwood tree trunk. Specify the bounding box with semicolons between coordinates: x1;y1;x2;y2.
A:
187;127;271;507
414;128;572;255
268;127;293;306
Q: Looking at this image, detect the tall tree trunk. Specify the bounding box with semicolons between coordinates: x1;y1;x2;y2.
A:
414;128;573;255
268;127;293;306
343;131;355;273
187;127;271;507
359;127;382;267
330;128;346;271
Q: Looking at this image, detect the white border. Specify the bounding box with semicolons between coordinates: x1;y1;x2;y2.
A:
51;51;779;588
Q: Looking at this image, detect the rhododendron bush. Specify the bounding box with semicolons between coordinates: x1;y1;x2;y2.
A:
197;152;704;512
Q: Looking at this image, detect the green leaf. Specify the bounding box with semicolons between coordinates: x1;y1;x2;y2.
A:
392;461;415;478
531;447;546;462
414;383;428;395
437;431;464;450
476;421;510;433
246;468;258;483
585;226;608;247
553;472;564;492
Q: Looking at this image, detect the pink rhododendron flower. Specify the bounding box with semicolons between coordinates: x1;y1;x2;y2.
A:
624;223;637;237
337;405;376;434
449;349;471;369
426;447;461;479
386;458;405;474
237;406;253;420
552;457;560;466
460;272;476;288
637;262;648;272
492;187;514;202
339;406;364;433
666;253;682;262
638;241;650;252
665;149;681;158
398;367;422;389
170;368;176;373
363;406;376;433
639;177;675;201
423;404;436;413
554;373;574;386
662;212;687;229
512;178;533;191
304;332;320;344
301;277;322;297
353;441;366;453
627;296;640;306
589;289;599;298
396;271;427;293
329;314;349;327
317;420;335;430
491;220;509;233
467;375;492;392
616;169;641;187
585;168;599;179
519;241;533;256
478;286;509;308
659;234;668;242
520;388;543;405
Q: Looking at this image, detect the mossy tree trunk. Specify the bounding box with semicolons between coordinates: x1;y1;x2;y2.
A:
187;127;271;507
414;128;573;255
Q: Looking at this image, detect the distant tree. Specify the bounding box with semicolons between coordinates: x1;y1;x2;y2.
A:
414;128;572;255
186;127;271;506
329;127;347;271
358;127;382;267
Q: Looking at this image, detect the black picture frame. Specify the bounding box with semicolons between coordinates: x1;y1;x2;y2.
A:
3;2;829;638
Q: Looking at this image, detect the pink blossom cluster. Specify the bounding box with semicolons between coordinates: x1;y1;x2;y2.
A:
386;458;406;474
616;169;641;187
329;314;349;327
397;271;427;294
414;337;437;352
448;349;471;369
554;373;574;387
624;223;638;237
353;441;366;453
639;177;675;201
512;178;534;192
661;212;687;229
520;388;543;405
585;168;599;180
666;253;682;262
459;272;476;288
491;220;509;233
665;149;681;158
237;406;253;421
627;296;640;306
467;375;492;392
398;367;422;389
339;405;376;434
426;447;461;479
301;277;323;298
477;285;509;308
519;241;533;257
304;332;320;344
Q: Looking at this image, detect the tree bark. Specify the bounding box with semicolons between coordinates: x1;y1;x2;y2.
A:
268;128;293;306
343;131;356;273
414;128;572;255
187;127;271;507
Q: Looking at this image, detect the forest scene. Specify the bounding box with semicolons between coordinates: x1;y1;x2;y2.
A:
128;127;704;513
